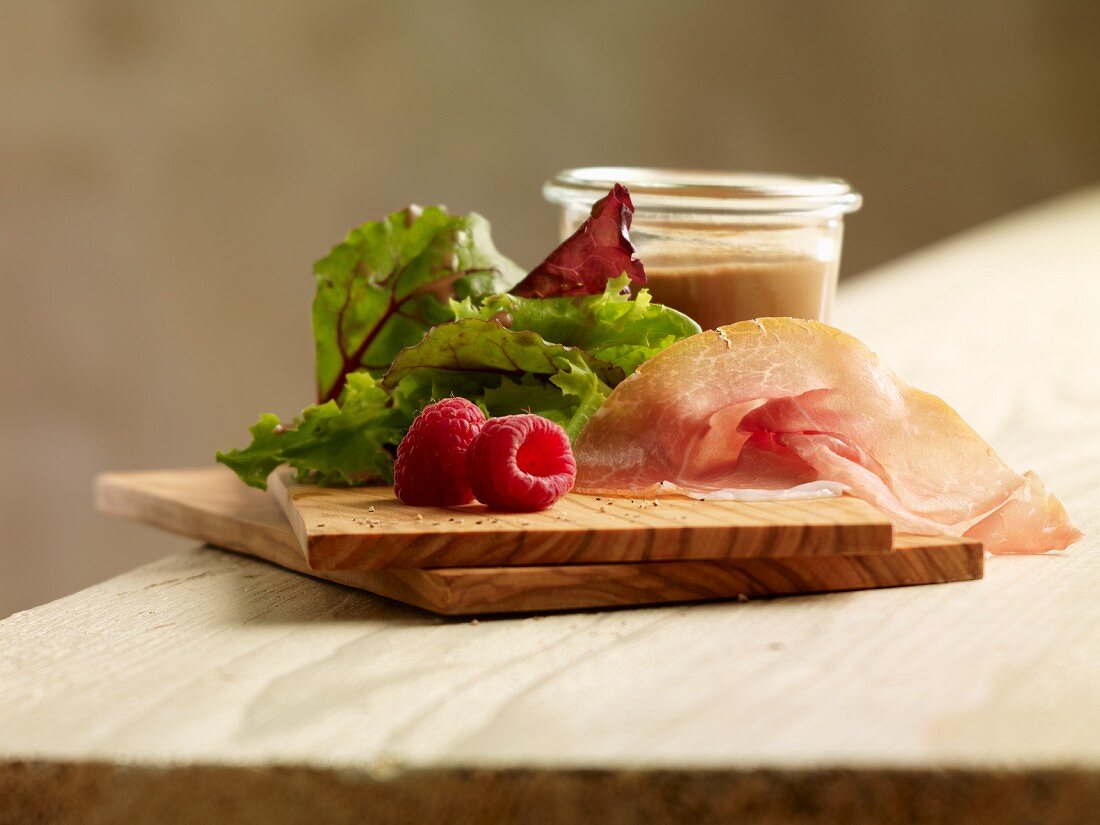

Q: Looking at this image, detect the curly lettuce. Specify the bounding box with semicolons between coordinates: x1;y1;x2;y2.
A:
216;374;409;488
453;276;700;374
385;319;615;441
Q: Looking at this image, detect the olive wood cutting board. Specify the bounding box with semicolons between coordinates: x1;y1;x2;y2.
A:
95;469;983;615
268;470;896;570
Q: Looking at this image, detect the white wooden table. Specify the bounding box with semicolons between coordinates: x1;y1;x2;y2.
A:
2;190;1098;825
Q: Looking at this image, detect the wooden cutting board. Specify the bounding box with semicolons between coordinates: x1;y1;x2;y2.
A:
269;471;895;570
95;469;983;615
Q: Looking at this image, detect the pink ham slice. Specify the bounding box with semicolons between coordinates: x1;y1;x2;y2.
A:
574;318;1080;554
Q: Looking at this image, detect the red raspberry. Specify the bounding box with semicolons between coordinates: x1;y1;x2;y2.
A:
465;415;576;511
394;398;486;506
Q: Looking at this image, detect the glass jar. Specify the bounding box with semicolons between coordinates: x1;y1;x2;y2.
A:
543;167;862;330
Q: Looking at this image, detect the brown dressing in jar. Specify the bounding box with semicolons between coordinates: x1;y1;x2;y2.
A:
643;257;836;330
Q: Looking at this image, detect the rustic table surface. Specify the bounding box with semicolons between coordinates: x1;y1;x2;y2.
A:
2;189;1098;825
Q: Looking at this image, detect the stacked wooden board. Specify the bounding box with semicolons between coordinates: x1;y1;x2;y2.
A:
95;468;983;615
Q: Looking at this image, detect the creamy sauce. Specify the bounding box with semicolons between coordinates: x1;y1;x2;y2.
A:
643;257;837;330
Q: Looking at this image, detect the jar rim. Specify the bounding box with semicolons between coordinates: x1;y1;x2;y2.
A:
544;167;862;216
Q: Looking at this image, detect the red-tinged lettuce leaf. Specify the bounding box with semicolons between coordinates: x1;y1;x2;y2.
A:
511;184;646;298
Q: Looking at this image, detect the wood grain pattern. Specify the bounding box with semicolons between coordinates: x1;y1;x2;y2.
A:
269;470;895;570
3;526;1096;823
411;536;981;614
96;468;981;615
6;192;1100;824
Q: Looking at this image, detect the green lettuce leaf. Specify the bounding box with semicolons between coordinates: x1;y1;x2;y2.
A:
384;318;615;440
313;206;524;404
215;373;409;490
452;275;700;374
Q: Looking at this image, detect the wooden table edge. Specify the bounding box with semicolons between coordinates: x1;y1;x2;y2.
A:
2;759;1096;825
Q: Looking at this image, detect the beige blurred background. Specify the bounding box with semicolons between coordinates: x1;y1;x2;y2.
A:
2;1;1099;617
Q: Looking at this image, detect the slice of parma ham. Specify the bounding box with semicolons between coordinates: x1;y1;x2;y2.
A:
573;318;1080;554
